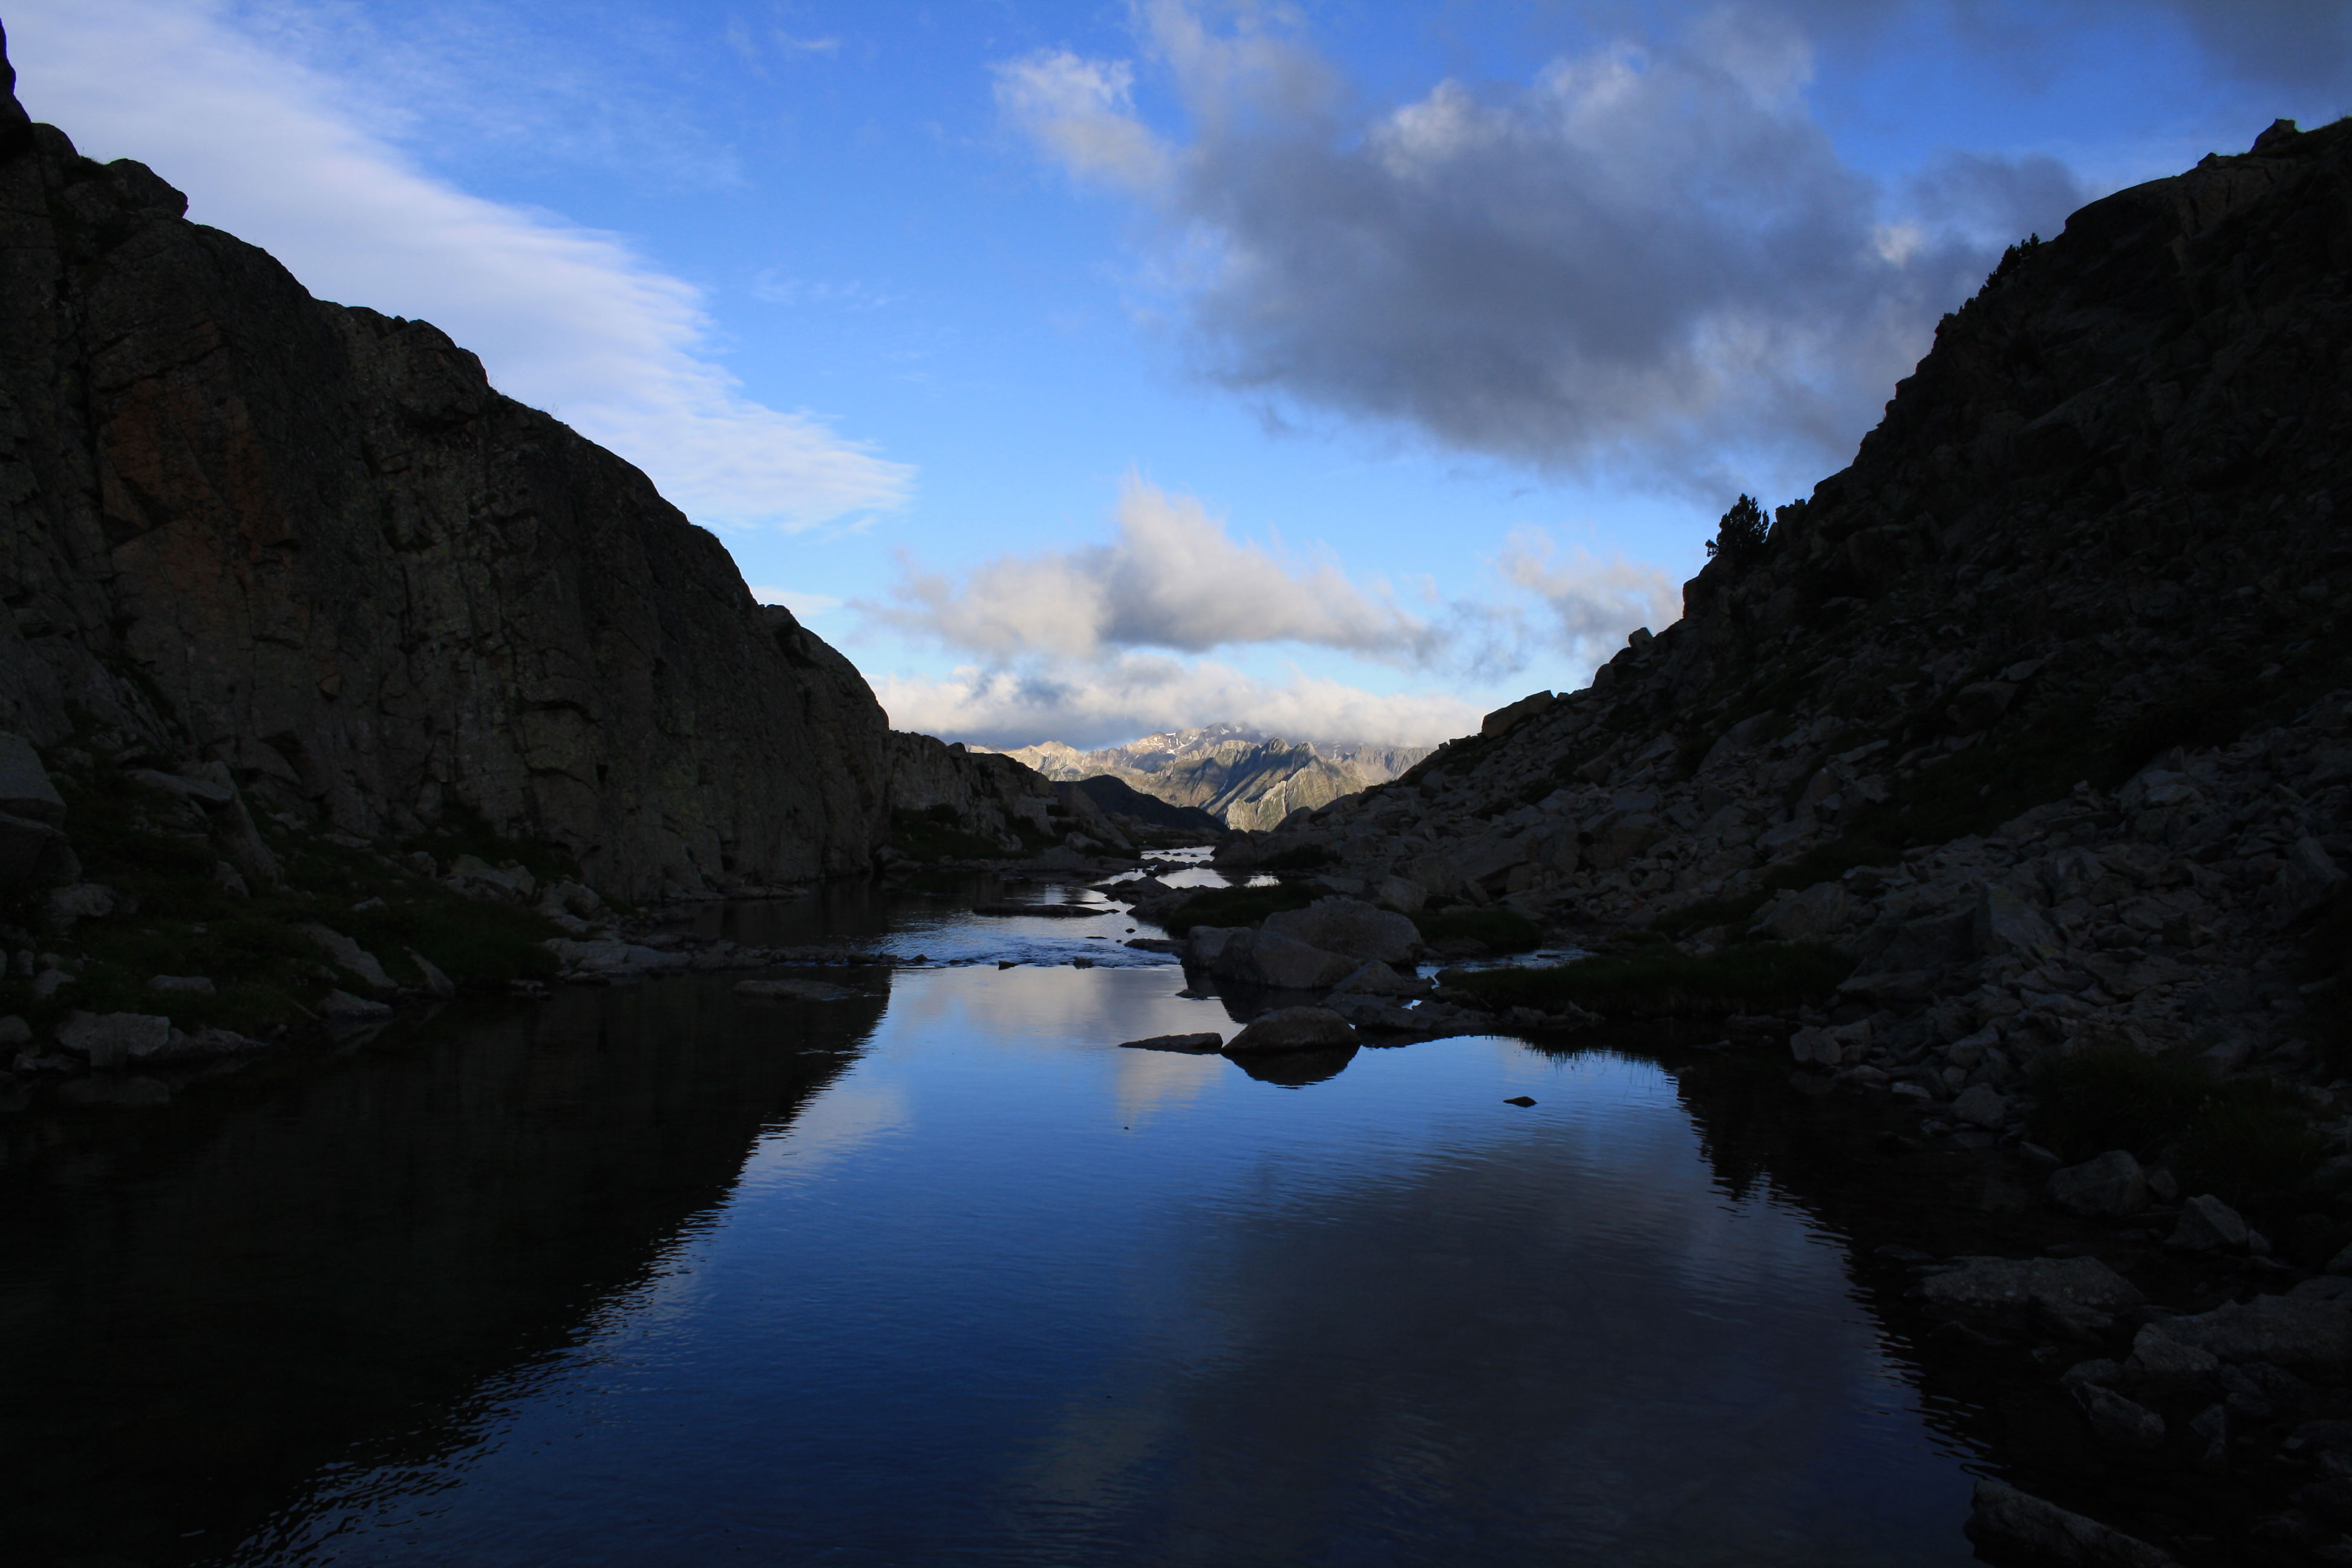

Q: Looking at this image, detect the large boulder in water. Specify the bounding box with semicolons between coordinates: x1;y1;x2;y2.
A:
1261;897;1422;965
1224;1007;1359;1053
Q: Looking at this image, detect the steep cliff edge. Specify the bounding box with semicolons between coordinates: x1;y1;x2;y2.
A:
1233;115;2352;976
0;33;885;903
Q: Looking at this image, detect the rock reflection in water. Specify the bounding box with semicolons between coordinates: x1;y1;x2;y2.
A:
0;978;880;1567
1228;1042;1359;1086
143;966;1978;1568
0;927;1989;1568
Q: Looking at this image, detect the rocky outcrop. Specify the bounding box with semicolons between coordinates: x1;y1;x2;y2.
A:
1223;117;2352;1082
1065;774;1225;840
883;731;1135;859
0;29;885;901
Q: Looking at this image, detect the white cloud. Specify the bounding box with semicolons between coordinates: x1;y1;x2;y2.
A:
992;49;1174;190
1494;532;1684;671
867;477;1453;665
872;656;1481;751
8;0;909;531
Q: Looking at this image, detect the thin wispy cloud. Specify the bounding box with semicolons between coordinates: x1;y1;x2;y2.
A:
9;0;909;532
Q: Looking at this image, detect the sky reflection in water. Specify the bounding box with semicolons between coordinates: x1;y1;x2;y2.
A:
222;959;1983;1567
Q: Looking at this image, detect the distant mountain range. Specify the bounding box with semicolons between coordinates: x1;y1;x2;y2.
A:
981;725;1431;831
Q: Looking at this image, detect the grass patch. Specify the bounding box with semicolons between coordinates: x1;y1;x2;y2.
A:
1451;942;1853;1018
1158;883;1322;936
1412;907;1541;953
27;761;566;1034
2030;1045;2321;1216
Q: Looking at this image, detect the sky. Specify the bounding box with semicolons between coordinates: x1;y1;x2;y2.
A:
9;1;2350;748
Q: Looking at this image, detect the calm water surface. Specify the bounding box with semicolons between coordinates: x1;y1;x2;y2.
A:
0;879;1987;1567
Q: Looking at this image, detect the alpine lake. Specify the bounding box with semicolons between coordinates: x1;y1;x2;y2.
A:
0;852;2047;1567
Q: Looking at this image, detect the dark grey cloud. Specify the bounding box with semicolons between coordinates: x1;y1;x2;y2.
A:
2160;0;2352;95
1002;4;2089;491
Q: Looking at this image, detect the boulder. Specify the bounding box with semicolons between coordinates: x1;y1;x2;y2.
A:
2276;835;2347;921
0;812;74;884
1583;813;1662;873
1950;1083;2009;1128
1375;875;1429;913
1756;881;1848;941
0;1016;28;1046
55;1011;173;1070
45;883;115;929
2138;1288;2352;1376
2122;1324;2222;1391
1975;883;2060;959
2047;1150;2149;1218
301;924;396;992
0;733;65;823
1224;1007;1359;1053
1790;1019;1872;1068
318;989;393;1021
1237;931;1361;991
1119;1033;1223;1053
1403;854;1465;899
444;855;537;903
2167;1194;2249;1252
126;767;236;807
1915;1255;2145;1319
146;975;217;996
1186;927;1243;967
2076;1384;2166;1449
1480;690;1555;736
1965;1479;2180;1568
408;949;457;1000
1947;681;2019;733
1322;993;1425;1031
1261;897;1422;965
1330;961;1429;998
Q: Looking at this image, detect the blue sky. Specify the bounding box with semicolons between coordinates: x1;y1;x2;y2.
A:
11;1;2350;747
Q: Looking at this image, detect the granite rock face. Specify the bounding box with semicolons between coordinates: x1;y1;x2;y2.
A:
0;33;886;901
1214;117;2352;1098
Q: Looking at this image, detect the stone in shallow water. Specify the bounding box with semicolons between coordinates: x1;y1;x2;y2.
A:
1119;1033;1223;1054
1223;1007;1357;1053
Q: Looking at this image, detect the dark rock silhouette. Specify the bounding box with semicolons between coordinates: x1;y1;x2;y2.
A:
0;25;888;901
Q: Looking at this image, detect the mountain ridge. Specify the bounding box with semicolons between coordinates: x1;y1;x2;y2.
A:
982;725;1429;831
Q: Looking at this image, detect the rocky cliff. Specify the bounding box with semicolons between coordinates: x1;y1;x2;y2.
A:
1218;116;2352;1115
1230;115;2351;1010
0;31;887;903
